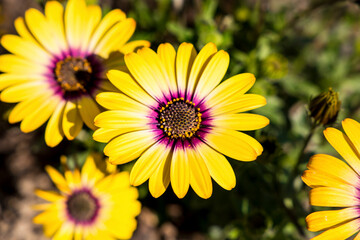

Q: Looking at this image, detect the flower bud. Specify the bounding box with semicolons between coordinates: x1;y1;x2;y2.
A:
309;88;341;125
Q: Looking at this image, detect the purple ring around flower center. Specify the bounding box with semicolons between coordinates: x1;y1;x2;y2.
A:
153;95;213;149
65;188;101;226
46;51;105;100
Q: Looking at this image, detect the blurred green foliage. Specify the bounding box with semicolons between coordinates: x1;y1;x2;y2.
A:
8;0;360;239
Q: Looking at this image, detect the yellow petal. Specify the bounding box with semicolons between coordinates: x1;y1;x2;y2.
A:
186;42;217;98
64;0;87;51
33;204;61;223
211;94;267;116
170;145;190;198
53;222;74;240
81;155;105;185
120;40;151;54
342;118;360;156
104;130;156;164
96;92;150;112
8;92;53;124
205;73;256;109
78;5;102;54
149;152;171;198
1;34;51;65
305;154;360;187
73;225;83;240
64;168;81;189
211;113;269;131
32;203;51;211
0;54;48;74
188;147;212;199
157;43;178;95
33;204;64;237
45;165;70;193
193;50;229;101
176;42;197;96
107;70;157;107
311;218;360;240
94;18;136;58
105;217;137;240
324;127;360;175
14;17;37;43
35;189;63;202
93;128;129;143
310;186;360;207
42;220;63;238
45;101;65;147
125;52;164;101
302;169;353;189
25;8;62;56
0;74;44;91
136;47;169;94
62;100;83;140
205;128;261;161
196;143;236;190
84;228;114;240
96;171;131;191
78;96;101;130
306;208;359;232
0;81;49;103
94;110;149;129
44;0;67;52
86;9;126;53
130;142;170;186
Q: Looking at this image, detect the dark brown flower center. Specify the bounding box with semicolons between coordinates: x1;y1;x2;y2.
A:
55;57;92;92
158;98;202;139
66;191;98;223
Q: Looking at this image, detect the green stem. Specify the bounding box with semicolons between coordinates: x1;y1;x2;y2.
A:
272;168;306;238
291;122;318;179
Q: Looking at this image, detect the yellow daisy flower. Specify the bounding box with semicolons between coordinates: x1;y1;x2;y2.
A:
94;42;269;199
302;118;360;240
0;0;149;147
34;154;141;239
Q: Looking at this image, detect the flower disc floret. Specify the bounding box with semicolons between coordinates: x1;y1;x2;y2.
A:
66;190;100;224
158;98;202;139
55;57;93;92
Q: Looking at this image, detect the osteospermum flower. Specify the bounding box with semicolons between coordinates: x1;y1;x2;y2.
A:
94;42;269;199
34;154;141;239
302;118;360;239
0;0;149;147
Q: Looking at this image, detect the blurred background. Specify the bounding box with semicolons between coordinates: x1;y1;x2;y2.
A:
0;0;360;239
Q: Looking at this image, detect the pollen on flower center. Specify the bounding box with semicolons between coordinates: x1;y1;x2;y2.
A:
158;98;202;139
55;57;93;92
66;191;99;223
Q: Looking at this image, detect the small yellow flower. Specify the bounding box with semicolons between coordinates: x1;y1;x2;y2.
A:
0;0;149;147
94;42;269;199
302;118;360;240
34;154;141;239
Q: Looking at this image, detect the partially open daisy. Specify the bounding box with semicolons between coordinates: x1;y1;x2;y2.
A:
302;118;360;240
34;154;141;239
0;0;149;147
94;42;269;199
